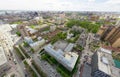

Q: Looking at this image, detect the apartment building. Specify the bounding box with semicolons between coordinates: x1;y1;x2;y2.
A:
91;48;120;77
98;25;120;48
106;27;120;45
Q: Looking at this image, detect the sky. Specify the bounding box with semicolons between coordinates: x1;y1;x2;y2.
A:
0;0;120;12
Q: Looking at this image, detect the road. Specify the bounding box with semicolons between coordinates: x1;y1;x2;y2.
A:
75;33;93;77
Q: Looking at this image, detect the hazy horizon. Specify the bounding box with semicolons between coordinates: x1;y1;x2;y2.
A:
0;0;120;12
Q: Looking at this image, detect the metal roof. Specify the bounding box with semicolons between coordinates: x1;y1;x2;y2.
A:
44;44;78;71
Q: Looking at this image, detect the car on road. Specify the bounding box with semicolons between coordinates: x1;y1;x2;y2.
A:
14;59;17;65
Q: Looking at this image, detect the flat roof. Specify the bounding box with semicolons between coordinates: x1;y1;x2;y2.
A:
97;49;111;75
99;47;112;54
64;43;74;52
26;26;38;34
0;47;7;66
44;44;78;71
111;66;120;77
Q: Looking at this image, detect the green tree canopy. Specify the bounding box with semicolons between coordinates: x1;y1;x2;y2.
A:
66;19;101;33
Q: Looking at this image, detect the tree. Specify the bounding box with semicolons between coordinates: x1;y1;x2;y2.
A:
66;19;100;33
16;31;21;36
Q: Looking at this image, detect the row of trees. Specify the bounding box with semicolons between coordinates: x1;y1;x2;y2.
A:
66;19;101;33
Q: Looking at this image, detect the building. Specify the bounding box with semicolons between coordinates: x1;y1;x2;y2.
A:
17;24;29;37
92;48;112;77
100;26;114;40
55;16;65;25
30;39;45;51
24;37;34;44
98;25;120;48
71;26;86;33
35;24;49;32
104;27;117;41
106;27;120;46
44;44;78;71
112;38;120;48
115;20;120;26
105;27;120;48
97;26;108;36
16;21;31;37
10;24;18;31
26;26;38;38
89;15;99;21
66;33;73;39
91;48;120;77
64;43;74;52
0;47;7;67
77;33;87;47
24;36;45;51
50;25;56;32
34;16;43;23
0;47;10;77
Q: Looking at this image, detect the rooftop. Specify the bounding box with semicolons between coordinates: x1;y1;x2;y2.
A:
64;43;74;52
111;66;120;77
0;47;7;66
26;26;38;34
44;44;78;71
97;51;111;75
99;47;112;54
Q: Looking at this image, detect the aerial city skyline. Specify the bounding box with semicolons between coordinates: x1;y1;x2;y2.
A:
0;0;120;77
0;0;120;12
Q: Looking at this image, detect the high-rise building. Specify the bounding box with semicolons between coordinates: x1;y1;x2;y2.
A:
115;20;120;26
104;27;120;48
91;48;112;77
91;48;120;77
104;27;117;41
112;38;120;48
97;26;108;36
100;26;114;40
98;25;120;48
